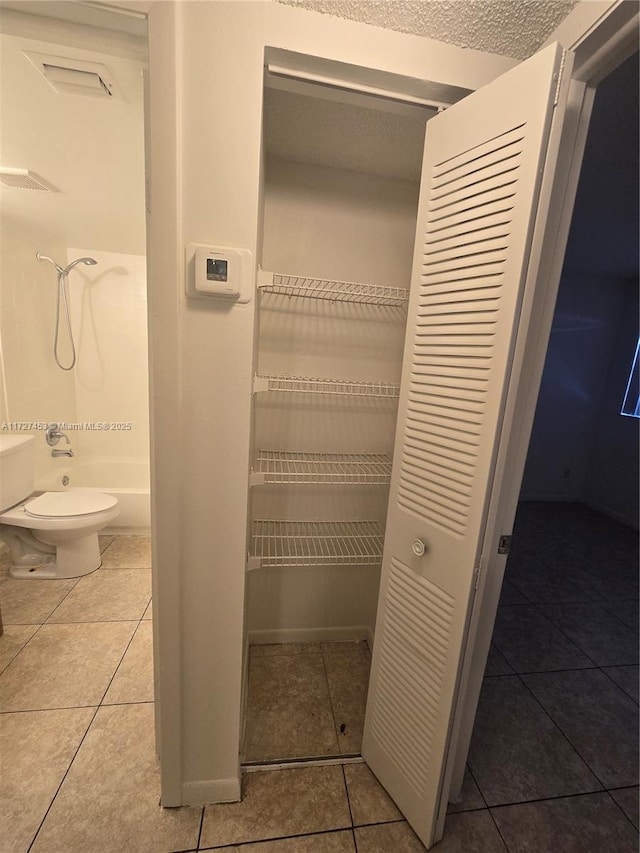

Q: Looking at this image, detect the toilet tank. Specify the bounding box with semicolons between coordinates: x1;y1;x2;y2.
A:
0;434;35;512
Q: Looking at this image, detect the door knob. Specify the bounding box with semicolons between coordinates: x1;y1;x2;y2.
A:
412;538;427;557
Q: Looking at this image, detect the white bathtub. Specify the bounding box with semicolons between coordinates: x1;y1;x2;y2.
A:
37;460;150;531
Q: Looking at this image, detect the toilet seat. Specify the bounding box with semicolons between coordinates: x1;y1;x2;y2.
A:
24;491;118;519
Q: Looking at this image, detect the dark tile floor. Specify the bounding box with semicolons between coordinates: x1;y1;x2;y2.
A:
464;501;639;851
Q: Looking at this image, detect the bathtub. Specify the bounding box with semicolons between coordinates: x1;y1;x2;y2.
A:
37;460;150;531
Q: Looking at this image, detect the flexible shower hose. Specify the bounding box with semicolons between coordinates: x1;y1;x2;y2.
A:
54;270;77;371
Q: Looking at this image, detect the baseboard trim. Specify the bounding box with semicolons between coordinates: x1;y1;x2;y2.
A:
518;497;638;530
249;626;371;646
518;494;578;503
181;777;240;806
582;499;639;530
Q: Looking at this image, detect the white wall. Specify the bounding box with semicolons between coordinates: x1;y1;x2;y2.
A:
68;248;149;464
583;281;639;526
147;0;517;805
0;32;146;254
249;157;419;638
520;271;628;501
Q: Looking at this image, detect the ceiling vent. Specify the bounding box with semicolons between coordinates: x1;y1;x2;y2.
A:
23;51;121;99
0;168;56;192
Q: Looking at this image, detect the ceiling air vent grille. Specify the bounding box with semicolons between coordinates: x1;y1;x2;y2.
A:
42;64;112;97
0;169;53;192
23;51;120;100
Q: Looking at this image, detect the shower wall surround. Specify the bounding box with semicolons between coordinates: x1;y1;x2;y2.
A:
0;232;149;480
0;219;77;480
67;247;149;466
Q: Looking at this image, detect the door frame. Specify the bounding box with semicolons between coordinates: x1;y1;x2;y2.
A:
440;0;639;836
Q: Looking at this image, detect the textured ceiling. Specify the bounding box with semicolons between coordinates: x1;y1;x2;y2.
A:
277;0;579;60
264;86;431;181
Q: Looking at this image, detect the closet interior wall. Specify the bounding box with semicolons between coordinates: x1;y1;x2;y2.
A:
248;100;424;642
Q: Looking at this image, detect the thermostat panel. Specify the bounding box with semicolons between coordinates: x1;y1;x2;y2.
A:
186;244;253;303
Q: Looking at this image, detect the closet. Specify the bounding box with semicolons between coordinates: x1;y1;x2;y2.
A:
236;45;573;818
243;81;436;761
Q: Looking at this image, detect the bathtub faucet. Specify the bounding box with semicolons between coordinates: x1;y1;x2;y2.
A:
52;448;74;458
46;423;70;447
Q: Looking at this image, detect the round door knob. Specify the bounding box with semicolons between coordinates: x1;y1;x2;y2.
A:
412;538;426;557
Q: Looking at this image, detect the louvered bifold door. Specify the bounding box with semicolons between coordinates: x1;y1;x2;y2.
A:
362;43;569;848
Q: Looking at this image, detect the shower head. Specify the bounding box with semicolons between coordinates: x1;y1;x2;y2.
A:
36;252;64;274
63;257;97;274
36;253;98;276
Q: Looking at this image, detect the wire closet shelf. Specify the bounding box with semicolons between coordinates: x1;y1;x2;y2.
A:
249;519;385;570
258;270;409;307
253;374;400;397
251;450;393;485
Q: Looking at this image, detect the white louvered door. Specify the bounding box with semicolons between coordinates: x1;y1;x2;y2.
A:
362;43;570;848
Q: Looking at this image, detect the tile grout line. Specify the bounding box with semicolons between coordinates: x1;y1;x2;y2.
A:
195;804;205;851
320;645;343;755
340;763;359;852
98;591;152;707
0;619;48;678
603;788;640;833
512;669;612;793
26;701;102;853
598;664;640;706
198;825;361;851
487;786;638;811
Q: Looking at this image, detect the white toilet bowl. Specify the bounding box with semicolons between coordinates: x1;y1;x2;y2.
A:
0;490;119;579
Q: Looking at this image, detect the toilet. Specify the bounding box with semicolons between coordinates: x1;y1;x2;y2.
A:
0;434;119;579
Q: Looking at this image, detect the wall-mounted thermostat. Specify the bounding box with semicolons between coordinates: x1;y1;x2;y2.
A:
186;243;253;303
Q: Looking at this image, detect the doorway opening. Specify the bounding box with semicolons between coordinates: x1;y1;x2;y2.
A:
243;72;436;764
461;50;639;837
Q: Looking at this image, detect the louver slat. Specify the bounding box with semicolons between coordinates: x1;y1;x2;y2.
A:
371;558;454;794
397;125;525;537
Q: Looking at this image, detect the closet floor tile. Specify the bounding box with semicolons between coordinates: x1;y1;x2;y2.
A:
244;652;339;760
468;676;601;806
250;642;322;657
323;643;371;754
200;765;351;848
30;703;201;853
491;792;639;853
522;669;639;788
